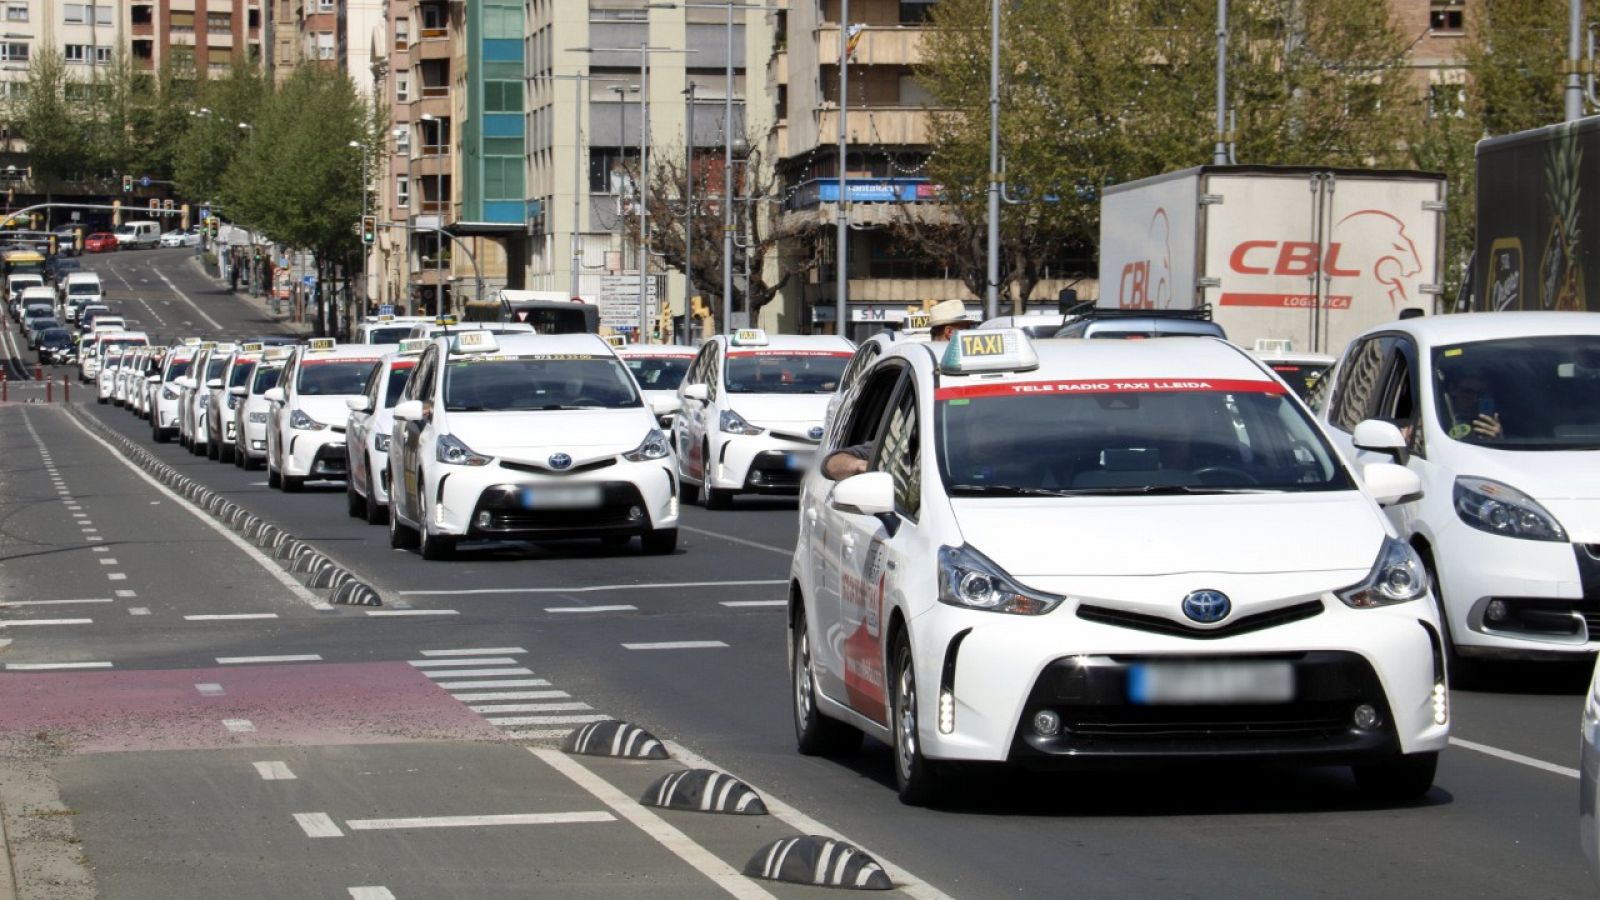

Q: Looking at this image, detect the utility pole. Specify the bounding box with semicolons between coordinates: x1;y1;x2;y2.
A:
1214;0;1230;164
1568;0;1586;121
836;0;850;338
639;43;651;341
684;81;697;345
984;0;1001;320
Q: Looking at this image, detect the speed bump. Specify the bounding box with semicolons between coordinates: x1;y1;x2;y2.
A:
561;719;669;759
641;769;767;815
744;836;893;890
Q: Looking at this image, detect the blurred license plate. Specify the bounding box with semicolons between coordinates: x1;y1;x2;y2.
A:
785;452;812;471
520;485;602;509
1126;662;1294;705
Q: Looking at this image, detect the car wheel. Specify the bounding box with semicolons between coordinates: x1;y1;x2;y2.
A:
792;604;862;757
153;425;169;444
891;632;941;806
266;458;281;488
346;474;365;517
678;476;700;506
640;528;677;555
282;472;304;492
388;483;418;550
704;486;733;510
1352;751;1437;803
416;487;455;560
207;437;220;461
1419;549;1473;689
96;394;106;405
364;481;387;525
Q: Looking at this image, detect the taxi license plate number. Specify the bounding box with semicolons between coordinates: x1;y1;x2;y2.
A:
520;485;602;509
1126;662;1294;705
784;452;812;471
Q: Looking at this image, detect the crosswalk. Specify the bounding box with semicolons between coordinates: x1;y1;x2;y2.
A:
412;647;610;740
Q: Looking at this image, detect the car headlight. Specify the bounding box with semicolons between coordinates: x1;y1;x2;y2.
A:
1453;476;1567;542
623;429;671;461
937;544;1063;615
289;409;326;431
373;432;391;453
720;408;764;436
162;386;180;400
436;432;491;466
1337;536;1429;608
248;411;268;424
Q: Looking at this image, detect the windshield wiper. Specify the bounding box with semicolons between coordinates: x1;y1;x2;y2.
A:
947;484;1077;498
1054;485;1282;496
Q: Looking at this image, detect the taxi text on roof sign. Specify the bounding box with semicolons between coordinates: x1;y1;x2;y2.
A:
397;338;430;355
939;328;1039;375
182;337;202;346
935;377;1287;401
451;330;499;354
906;313;931;330
264;347;295;361
731;328;769;347
307;337;337;352
241;342;265;353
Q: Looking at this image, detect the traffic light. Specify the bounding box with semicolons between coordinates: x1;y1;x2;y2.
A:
162;198;174;211
360;214;376;245
112;199;122;226
180;204;190;230
148;198;159;212
122;175;133;193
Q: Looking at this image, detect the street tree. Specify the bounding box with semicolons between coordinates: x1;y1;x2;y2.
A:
175;62;267;203
13;49;89;191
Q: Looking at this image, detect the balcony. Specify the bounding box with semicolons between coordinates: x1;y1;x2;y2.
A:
815;25;926;66
768;48;787;86
816;107;932;146
409;152;449;178
415;30;450;60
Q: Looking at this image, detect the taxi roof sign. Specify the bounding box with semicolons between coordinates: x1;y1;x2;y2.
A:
905;313;931;331
240;342;265;353
939;328;1039;375
731;328;768;347
372;314;396;322
396;338;430;355
451;330;499;354
434;314;459;328
198;341;217;351
307;337;337;352
181;337;202;346
264;347;295;361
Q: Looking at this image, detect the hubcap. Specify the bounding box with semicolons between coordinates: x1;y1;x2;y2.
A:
896;657;917;779
795;628;814;725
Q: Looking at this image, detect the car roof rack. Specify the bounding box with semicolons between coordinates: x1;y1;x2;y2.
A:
1066;301;1214;322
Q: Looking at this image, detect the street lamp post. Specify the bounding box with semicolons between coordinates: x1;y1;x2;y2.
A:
349;139;367;332
985;0;1000;320
419;112;439;316
837;0;849;338
684;80;696;345
528;73;631;301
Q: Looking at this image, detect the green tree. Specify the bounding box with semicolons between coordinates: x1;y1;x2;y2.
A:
174;62;266;202
13;49;89;191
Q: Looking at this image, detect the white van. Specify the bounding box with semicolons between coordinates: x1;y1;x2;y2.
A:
113;221;160;250
61;272;104;313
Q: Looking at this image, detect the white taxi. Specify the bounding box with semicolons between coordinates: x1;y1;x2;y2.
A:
354;314;430;345
1311;312;1600;670
91;332;149;403
150;341;200;443
207;344;265;463
95;347;127;404
131;347;165;419
614;343;696;426
386;331;678;560
229;347;292;469
263;339;383;491
674;329;854;509
791;330;1448;804
344;339;425;524
180;343;234;455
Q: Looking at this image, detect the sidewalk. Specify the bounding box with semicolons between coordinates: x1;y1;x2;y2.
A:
187;253;313;338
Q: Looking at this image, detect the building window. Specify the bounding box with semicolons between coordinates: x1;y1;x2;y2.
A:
171;11;195;32
589;148;638;195
207;12;232;30
1429;1;1464;33
63;3;110;25
319;0;334;11
420;5;445;31
396;175;409;207
65;44;109;64
395;71;410;102
316;32;334;60
394;17;409;46
395;127;410;152
4;3;26;23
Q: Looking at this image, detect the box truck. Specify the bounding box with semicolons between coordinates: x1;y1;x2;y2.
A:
1470;116;1600;313
1098;165;1447;355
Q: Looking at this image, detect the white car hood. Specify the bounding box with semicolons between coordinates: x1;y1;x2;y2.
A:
725;393;832;430
447;409;655;463
1454;448;1600;540
296;395;358;430
954;492;1385;578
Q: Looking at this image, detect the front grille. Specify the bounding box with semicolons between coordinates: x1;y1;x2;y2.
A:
1076;600;1324;640
471;482;646;534
501;457;617;476
744;450;808;491
1061;707;1351;741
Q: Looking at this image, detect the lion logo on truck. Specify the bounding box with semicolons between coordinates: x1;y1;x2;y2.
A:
1116;208;1173;309
1222;209;1423;309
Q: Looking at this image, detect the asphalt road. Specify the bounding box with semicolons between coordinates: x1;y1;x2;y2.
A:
0;247;1593;898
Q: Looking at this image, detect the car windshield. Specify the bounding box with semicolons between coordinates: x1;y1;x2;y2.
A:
67;284;98;295
1431;335;1600;450
935;378;1352;495
384;364;415;408
252;366;282;393
366;326;412;344
624;355;692;389
205;358;228;380
229;361;257;388
40;328;69;343
296;359;380;396
165;360;193;381
1267;362;1332;400
443;355;640;411
724;351;849;394
100;339;145;355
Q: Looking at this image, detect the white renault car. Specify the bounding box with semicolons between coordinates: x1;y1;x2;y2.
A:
386;331;678;560
614;343;696;427
1311;312;1600;671
344;339;425;524
207;344;264;463
230;346;292;470
264;339;383;491
674;329;854;509
791;331;1448;805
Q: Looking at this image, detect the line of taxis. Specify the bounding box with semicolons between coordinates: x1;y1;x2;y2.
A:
88;309;1600;868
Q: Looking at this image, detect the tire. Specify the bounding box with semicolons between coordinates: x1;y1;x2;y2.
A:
416;488;454;560
891;632;941;806
388;486;418;550
1352;751;1437;803
243;452;261;471
281;473;304;493
704;486;733;510
207;437;220;461
96;395;106;405
364;481;387;525
791;605;862;756
266;461;281;489
153;426;169;444
346;476;365;517
678;477;700;506
641;528;678;555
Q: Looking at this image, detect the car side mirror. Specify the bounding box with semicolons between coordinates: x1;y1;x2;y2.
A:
392;399;424;422
1352;418;1409;466
829;471;896;517
1362;461;1423;507
682;383;709;403
206;378;223;390
346;395;373;413
648;394;678;417
229;386;248;397
262;387;286;404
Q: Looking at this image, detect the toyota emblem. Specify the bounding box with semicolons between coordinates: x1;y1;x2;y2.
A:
547;453;573;470
807;426;825;440
1181;589;1231;624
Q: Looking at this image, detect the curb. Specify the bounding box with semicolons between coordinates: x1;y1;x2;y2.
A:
66;406;383;607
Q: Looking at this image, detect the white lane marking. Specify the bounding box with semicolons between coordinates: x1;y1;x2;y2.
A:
667;740;952;899
152;267;225;330
222;719;256;733
345;812;615;831
0;618;93;626
531;747;778;899
89;545;104;551
398;579;787;596
185;614;280;621
364;609;458;617
432;678;550;690
1450;737;1581;779
622;641;729;651
293;812;344;838
5;661;113;670
348;889;396;900
86;537;104;542
452;690;569;702
81;528;97;534
494;714;610;726
128;607;150;616
61;411;332;610
720;600;787;608
71;513;87;519
420;667;532;679
115;590;137;598
545;605;637;614
419;647;528;657
477;702;594;714
254;761;297;781
97;558;117;564
679;525;791;556
106;573;126;581
195;683;225;696
503;729;575;740
408;657;519;667
217;654;322;664
4;598;113;607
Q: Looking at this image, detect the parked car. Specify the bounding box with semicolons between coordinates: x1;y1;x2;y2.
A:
159;229;201;248
83;232;118;253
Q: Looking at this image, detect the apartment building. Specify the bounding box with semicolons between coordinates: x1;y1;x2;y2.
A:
264;0;378;93
0;2;130;102
129;1;264;75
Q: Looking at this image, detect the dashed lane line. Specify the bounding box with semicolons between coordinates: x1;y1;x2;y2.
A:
152;266;225;330
720;600;787;608
475;702;595;714
430;678;550;690
420;667;532;679
420;647;527;656
348;889;396;900
622;641;729;651
5;662;113;670
454;690;570;703
253;761;297;781
408;657;521;667
1450;737;1580;779
344;812;616;832
195;683;225;696
185;614;280;621
217;654;323;664
293;813;344;838
0;618;93;626
222;719;256;733
4;599;114;607
545;605;637;613
365;609;458;617
397;579;786;596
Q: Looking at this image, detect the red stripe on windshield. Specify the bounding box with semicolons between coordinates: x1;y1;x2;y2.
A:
936;378;1286;401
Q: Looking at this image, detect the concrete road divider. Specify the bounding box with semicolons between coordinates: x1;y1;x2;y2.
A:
642;769;768;815
745;836;894;890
